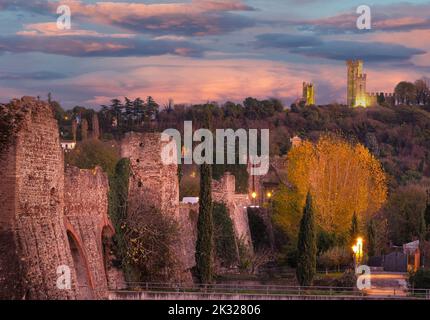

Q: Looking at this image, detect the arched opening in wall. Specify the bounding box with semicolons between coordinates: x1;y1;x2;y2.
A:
101;227;116;289
66;231;94;300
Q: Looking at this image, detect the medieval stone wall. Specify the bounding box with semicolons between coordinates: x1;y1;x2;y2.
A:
121;132;192;282
0;97;77;299
180;172;253;271
0;97;117;300
212;173;252;248
64;166;119;299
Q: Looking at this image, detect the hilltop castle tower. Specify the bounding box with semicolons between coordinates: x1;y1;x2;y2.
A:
346;60;369;107
302;82;315;106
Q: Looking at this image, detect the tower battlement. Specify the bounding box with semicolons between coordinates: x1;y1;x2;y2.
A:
302;82;316;106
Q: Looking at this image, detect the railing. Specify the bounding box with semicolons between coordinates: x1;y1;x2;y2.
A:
109;282;430;300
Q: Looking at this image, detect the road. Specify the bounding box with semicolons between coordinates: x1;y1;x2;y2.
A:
365;272;408;297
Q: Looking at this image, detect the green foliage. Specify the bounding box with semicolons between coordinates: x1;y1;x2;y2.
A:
108;159;132;279
296;192;317;286
367;220;377;257
196;161;214;283
425;194;430;241
317;247;351;271
350;212;359;242
237;236;252;273
196;117;215;283
382;184;427;245
65;139;119;177
248;208;271;249
317;230;337;255
409;269;430;289
123;205;180;282
212;164;249;193
213;202;238;267
331;269;357;288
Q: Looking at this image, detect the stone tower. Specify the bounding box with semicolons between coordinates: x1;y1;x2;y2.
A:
120;132;192;282
302;82;315;106
346;60;368;107
0;97;77;299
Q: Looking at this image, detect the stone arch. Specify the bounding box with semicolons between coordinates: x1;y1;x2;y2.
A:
99;223;115;288
65;228;95;300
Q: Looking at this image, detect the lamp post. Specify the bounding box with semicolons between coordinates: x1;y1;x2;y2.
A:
352;237;364;269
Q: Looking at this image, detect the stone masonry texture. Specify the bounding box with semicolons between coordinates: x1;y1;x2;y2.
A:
0;97;117;299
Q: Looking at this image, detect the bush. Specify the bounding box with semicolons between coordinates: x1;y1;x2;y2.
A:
332;269;357;288
409;269;430;289
65;139;119;177
213;202;238;268
317;247;352;272
123;204;180;282
248;208;271;249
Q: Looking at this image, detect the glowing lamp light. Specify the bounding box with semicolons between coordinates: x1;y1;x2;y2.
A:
352;245;358;254
266;192;272;199
251;192;257;199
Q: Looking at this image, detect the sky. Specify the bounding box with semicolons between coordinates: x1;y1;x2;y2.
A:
0;0;429;108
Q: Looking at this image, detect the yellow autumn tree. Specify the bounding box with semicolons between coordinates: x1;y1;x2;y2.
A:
273;134;387;241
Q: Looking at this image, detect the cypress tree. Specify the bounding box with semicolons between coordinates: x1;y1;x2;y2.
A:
425;190;430;240
195;109;214;283
296;192;317;286
367;220;377;257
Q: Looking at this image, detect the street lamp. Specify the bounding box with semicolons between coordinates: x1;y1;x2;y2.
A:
352;237;364;268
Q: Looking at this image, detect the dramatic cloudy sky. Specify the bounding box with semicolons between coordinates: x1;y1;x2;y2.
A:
0;0;429;108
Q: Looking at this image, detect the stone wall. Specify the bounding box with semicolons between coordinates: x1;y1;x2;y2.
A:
0;97;77;299
64;166;121;299
212;173;252;249
180;173;253;271
121;132;192;282
0;97;118;300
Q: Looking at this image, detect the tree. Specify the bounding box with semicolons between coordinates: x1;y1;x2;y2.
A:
367;220;377;257
195;110;214;283
91;113;100;139
274;135;387;239
296;192;317;286
65;139;119;177
81;118;88;140
415;78;430;105
146;96;159;121
350;212;359;242
123;204;180;282
395;81;417;105
213;202;238;267
425;191;430;241
383;184;427;245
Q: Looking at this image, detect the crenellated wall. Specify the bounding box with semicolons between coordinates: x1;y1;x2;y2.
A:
0;97;118;300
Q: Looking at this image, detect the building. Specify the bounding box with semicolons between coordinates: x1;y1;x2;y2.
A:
302;82;315;106
346;60;397;108
290;136;303;148
61;140;76;152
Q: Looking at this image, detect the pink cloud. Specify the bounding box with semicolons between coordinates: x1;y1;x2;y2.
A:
48;0;255;36
17;22;135;38
52;57;345;107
